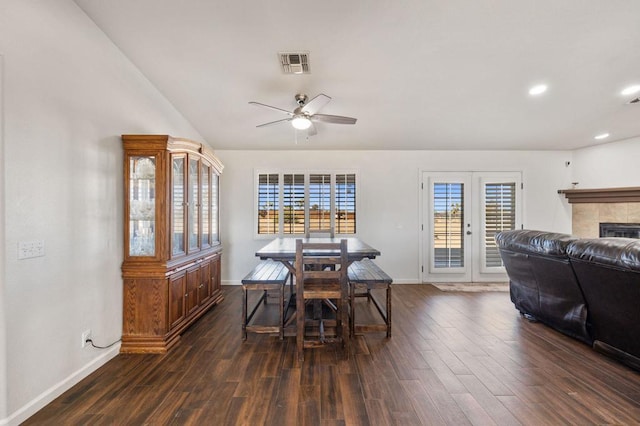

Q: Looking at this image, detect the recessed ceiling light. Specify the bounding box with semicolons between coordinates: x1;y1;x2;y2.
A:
594;133;610;140
528;84;548;96
621;85;640;96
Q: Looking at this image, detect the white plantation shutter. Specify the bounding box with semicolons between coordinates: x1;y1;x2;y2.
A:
256;171;357;236
257;173;279;234
433;182;464;268
484;182;516;267
308;174;332;231
283;174;305;234
335;174;356;234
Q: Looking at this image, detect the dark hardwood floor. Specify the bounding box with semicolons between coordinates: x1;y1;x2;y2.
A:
25;284;640;425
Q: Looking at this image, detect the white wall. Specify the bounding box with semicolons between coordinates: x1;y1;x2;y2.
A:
0;1;203;424
571;137;640;188
216;149;574;285
0;53;8;423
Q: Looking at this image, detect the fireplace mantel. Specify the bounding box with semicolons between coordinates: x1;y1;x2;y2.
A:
558;187;640;204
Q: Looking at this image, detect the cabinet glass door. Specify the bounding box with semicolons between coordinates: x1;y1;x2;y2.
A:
211;173;219;244
188;157;200;251
129;156;156;256
172;155;186;256
201;164;210;248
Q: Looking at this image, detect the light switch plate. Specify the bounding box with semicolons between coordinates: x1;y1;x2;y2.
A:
18;240;45;260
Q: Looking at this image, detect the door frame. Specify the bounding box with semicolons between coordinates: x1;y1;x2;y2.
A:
419;170;522;283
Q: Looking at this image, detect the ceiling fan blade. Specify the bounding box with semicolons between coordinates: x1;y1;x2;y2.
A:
249;101;293;116
301;94;331;115
307;122;318;137
312;114;357;125
256;118;292;128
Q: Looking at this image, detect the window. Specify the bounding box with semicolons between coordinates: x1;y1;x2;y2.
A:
256;171;357;236
308;174;331;232
257;174;279;234
283;174;305;234
335;173;356;234
433;182;464;268
483;182;516;268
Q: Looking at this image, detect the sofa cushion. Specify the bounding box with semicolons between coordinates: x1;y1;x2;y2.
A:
567;237;640;272
495;229;578;257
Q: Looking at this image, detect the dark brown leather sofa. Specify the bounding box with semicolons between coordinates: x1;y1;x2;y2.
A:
496;229;640;371
495;230;591;344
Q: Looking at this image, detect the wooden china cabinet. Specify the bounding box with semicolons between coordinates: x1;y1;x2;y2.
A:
121;135;224;353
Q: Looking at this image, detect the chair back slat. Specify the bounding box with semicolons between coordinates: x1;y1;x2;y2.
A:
304;270;341;280
304;256;342;265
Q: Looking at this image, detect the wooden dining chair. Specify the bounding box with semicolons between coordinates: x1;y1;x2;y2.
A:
295;238;350;362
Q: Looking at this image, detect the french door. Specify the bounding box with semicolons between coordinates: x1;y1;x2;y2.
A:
422;172;522;282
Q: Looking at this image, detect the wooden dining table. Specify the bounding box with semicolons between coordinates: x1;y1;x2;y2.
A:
255;237;381;271
255;237;381;335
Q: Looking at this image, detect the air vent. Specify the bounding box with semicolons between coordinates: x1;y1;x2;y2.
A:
628;97;640;104
279;52;310;74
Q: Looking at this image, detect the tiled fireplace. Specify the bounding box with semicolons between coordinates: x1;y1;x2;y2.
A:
558;187;640;238
572;203;640;237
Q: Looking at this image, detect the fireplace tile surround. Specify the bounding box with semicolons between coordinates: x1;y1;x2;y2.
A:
559;187;640;238
573;203;640;238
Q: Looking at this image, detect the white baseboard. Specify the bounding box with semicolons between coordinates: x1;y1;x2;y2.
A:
1;344;120;426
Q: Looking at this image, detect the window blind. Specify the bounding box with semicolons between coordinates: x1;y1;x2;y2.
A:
256;171;357;235
283;174;305;234
484;182;516;267
433;183;464;268
335;174;356;234
309;174;331;231
257;174;279;234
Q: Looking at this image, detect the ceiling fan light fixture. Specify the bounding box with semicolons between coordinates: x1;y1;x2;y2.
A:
291;115;311;130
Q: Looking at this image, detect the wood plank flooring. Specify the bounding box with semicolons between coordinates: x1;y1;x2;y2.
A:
24;284;640;425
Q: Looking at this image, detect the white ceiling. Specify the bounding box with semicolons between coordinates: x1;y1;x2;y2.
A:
74;0;640;151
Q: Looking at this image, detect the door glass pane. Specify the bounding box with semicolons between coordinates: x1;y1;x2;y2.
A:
485;182;516;267
129;156;156;256
172;156;185;256
335;174;356;234
188;158;200;250
309;174;331;231
258;174;279;234
201;164;210;247
211;173;219;243
283;174;305;234
433;183;464;268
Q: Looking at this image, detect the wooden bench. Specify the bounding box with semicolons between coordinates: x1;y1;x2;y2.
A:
348;258;392;338
241;260;290;340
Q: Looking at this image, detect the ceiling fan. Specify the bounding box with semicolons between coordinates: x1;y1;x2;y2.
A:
249;93;357;136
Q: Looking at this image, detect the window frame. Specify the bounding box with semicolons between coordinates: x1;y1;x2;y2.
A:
254;169;358;239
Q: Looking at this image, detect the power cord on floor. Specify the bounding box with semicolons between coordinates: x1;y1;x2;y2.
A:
85;338;122;349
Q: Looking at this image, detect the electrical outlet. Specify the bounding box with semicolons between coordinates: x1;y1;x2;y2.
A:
81;330;91;348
